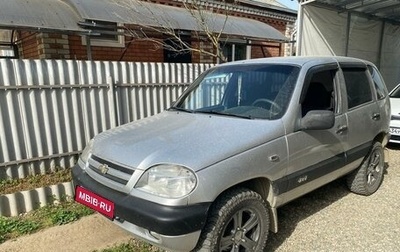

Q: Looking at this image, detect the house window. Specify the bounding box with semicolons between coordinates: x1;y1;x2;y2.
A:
220;42;249;62
164;37;192;63
0;44;17;58
81;20;125;48
0;30;18;58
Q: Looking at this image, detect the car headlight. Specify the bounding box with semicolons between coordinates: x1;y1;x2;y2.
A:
135;164;197;198
79;139;94;166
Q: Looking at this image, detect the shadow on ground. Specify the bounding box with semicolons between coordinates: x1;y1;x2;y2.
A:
265;144;394;251
386;142;400;150
264;178;350;251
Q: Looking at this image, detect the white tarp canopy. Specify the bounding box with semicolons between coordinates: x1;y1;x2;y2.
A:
297;0;400;90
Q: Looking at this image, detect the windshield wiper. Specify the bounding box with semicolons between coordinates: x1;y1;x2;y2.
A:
168;106;194;113
195;110;253;119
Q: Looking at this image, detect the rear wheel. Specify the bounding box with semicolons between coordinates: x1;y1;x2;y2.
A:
347;141;385;195
194;188;269;252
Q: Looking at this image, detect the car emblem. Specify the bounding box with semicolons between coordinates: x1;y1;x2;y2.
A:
98;164;109;175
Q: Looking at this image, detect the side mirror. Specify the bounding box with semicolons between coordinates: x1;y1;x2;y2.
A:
301;110;334;130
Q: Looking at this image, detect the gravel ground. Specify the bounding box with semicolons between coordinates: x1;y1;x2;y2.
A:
1;146;400;252
267;144;400;252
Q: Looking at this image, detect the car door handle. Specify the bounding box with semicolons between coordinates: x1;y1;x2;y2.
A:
269;154;280;162
372;113;381;121
336;125;348;135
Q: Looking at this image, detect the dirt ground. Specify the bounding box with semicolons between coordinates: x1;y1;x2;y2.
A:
1;146;400;252
0;214;132;252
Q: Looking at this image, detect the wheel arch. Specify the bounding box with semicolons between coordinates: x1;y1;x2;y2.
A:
241;177;279;233
208;177;279;233
374;131;390;146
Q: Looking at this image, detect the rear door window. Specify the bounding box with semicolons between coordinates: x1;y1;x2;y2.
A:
342;68;373;109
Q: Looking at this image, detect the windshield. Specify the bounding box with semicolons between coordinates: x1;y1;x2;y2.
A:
173;64;300;119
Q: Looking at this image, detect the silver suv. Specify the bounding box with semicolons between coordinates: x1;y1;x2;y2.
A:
72;56;390;251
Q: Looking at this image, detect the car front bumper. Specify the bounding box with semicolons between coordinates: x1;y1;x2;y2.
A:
72;165;211;251
389;127;400;143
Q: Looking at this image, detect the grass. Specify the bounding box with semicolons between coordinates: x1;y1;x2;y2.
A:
0;198;93;244
0;167;78;244
0;167;72;195
0;168;164;251
94;239;164;252
0;199;164;251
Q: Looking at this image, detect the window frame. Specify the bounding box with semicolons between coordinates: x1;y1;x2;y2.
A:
81;20;125;48
301;64;341;115
219;39;250;63
368;65;388;100
342;67;374;110
0;29;18;59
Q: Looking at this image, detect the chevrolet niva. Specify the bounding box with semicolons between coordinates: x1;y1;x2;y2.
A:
72;56;390;251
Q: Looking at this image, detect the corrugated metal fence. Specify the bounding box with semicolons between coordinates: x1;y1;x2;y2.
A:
0;59;212;180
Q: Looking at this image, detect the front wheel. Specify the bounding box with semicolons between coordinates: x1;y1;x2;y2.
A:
194;188;270;252
347;141;385;195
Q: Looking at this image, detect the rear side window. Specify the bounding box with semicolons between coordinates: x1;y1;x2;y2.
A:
343;68;372;109
368;65;388;100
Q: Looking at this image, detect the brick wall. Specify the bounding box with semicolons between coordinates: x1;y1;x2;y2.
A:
16;1;293;62
68;35;164;62
192;41;214;64
18;31;39;59
251;42;282;59
38;33;70;59
17;32;71;59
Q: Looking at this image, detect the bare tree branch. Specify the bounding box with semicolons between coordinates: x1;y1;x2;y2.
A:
113;0;235;62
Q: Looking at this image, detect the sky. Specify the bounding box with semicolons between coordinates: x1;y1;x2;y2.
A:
277;0;299;10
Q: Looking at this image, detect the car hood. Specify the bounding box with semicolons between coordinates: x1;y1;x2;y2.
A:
91;111;285;171
390;98;400;117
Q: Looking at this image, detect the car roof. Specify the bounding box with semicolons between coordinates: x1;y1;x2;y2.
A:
220;56;372;68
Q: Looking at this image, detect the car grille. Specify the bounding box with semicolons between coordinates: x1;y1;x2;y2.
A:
391;115;400;120
391;135;400;141
87;155;134;185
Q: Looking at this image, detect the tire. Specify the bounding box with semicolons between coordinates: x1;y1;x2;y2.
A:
347;141;385;196
194;188;270;252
